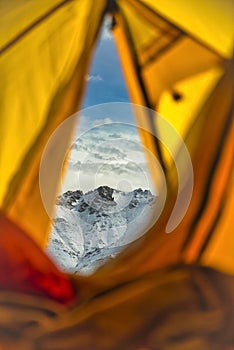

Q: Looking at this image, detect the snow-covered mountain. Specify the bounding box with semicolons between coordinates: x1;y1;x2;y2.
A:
46;186;157;274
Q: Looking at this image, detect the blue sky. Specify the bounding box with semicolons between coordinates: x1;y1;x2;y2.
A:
82;22;130;112
62;21;154;194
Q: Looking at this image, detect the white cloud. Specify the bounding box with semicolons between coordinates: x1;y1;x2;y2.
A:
75;116;113;136
75;115;92;134
61;123;157;194
92;117;113;128
101;18;113;40
86;74;103;82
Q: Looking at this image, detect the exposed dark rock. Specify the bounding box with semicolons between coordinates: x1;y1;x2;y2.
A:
89;207;96;214
77;201;89;212
57;190;83;208
56;186;154;213
97;186;114;201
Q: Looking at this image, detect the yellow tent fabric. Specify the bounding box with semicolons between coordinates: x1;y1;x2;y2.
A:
130;0;234;58
0;0;233;349
0;0;106;247
112;0;234;274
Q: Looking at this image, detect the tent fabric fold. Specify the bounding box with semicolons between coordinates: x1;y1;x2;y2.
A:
0;265;233;349
111;0;234;275
0;212;76;304
0;0;106;247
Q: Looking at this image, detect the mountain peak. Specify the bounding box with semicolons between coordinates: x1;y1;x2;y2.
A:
47;186;157;274
97;186;114;201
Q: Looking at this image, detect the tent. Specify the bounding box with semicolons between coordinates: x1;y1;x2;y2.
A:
0;0;233;348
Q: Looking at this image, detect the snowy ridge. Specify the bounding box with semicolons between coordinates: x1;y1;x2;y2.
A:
47;186;157;274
